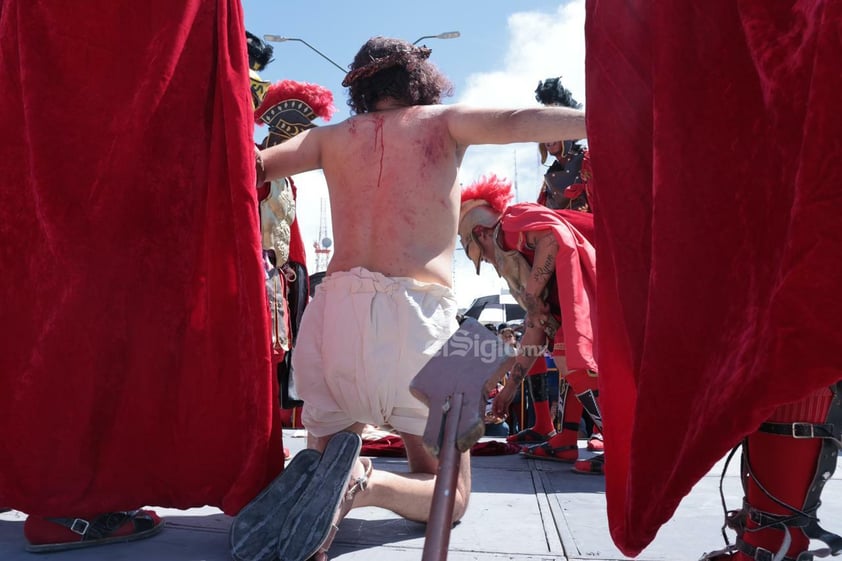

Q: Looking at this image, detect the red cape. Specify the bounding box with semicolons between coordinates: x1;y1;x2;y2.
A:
500;204;597;371
0;1;284;517
586;1;842;554
287;179;308;268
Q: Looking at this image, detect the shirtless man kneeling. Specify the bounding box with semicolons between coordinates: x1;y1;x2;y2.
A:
232;36;587;561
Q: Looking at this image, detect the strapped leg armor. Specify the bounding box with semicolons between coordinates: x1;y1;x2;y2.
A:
525;370;556;435
527;371;550;404
576;387;603;432
564;368;604;474
508;367;556;443
557;379;585;435
702;382;842;561
527;368;601;464
566;368;603;431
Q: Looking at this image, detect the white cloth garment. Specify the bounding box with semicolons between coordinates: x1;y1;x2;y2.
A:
293;267;458;437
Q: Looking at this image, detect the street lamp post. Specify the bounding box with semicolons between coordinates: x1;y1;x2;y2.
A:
412;31;461;46
262;32;460;72
262;35;346;73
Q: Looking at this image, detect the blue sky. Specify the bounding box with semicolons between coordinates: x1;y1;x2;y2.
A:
244;0;586;307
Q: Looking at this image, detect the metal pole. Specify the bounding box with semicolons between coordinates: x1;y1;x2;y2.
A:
412;31;461;46
291;38;346;73
421;393;464;561
262;35;346;73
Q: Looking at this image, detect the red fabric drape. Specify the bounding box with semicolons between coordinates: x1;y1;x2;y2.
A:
287;179;308;268
586;0;842;554
0;0;283;517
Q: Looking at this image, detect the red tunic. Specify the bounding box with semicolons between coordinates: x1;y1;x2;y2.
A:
586;1;842;554
0;0;284;517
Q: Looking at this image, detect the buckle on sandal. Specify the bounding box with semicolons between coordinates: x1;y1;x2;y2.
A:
792;422;815;439
68;518;90;536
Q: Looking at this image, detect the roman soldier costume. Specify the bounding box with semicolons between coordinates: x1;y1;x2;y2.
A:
535;77;591;212
459;175;604;474
253;79;335;410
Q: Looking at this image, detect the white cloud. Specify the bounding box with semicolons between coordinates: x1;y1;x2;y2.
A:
457;0;585;191
454;1;586;308
457;2;585;110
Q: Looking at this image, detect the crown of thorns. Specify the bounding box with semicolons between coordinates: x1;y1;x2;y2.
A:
341;46;432;87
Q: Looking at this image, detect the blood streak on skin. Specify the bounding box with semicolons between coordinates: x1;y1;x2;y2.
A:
372;117;385;188
419;131;447;185
422;136;445;163
400;207;416;228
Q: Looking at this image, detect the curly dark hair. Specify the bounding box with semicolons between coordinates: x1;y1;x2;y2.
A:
343;36;453;114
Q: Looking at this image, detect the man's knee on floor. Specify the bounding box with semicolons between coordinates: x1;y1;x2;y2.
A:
451;457;472;522
451;488;471;522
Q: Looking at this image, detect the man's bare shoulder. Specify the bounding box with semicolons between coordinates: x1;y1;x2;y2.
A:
318;106;455;143
333;104;496;138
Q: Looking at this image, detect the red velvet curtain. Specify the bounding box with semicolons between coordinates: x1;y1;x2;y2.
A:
586;0;842;554
0;0;283;517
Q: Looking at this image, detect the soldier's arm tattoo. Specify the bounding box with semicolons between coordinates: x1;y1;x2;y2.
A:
533;252;554;279
525;234;558;307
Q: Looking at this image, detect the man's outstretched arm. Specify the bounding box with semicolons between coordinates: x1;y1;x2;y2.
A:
259;126;324;182
445;105;586;148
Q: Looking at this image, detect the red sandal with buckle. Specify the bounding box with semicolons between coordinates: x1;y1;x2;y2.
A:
572;453;605;475
521;442;579;463
24;509;163;552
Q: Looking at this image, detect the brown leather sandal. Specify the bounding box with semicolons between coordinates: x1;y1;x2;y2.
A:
230;448;322;561
275;432;364;561
309;456;374;561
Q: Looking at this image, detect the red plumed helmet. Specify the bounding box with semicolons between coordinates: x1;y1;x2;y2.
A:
460;174;514;214
254;80;336;146
458;174;514;274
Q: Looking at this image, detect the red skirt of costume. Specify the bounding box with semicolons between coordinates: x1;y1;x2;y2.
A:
0;0;284;517
585;1;842;555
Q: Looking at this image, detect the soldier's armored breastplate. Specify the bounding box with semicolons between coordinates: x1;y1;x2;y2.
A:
543;149;585;210
260;177;296;265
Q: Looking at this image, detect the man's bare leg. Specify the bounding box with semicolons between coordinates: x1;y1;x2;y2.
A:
307;427;472;523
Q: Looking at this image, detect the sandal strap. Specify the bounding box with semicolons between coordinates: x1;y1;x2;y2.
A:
537;442;577;453
47;510;153;541
344;457;373;503
318;458;374;558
